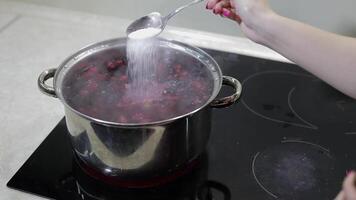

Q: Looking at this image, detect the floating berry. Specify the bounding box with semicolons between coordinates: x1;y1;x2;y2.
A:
119;75;128;82
106;61;117;71
115;59;125;66
117;115;128;123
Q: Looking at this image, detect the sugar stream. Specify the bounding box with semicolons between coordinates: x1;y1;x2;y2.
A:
126;37;161;100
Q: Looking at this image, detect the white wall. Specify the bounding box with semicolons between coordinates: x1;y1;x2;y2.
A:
10;0;356;37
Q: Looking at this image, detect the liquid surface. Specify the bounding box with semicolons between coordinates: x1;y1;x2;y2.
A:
62;46;214;124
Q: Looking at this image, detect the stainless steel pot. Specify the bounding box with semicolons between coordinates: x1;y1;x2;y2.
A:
38;38;242;182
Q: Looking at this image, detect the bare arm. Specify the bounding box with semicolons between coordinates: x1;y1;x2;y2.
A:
207;0;356;99
258;12;356;99
207;1;356;198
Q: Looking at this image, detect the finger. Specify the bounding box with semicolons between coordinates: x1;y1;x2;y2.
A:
213;0;230;14
206;0;221;10
222;8;242;23
343;171;356;199
334;191;344;200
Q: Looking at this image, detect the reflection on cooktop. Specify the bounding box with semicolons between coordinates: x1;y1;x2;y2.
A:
59;153;214;200
241;70;356;131
241;70;317;129
7;118;232;200
7;51;356;200
252;140;337;199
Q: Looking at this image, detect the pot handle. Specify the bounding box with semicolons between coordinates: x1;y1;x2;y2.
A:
210;76;242;108
38;68;57;98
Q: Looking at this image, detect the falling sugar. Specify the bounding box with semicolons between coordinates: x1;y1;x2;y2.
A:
126;37;160;98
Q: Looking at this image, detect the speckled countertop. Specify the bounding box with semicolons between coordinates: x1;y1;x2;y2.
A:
0;1;289;199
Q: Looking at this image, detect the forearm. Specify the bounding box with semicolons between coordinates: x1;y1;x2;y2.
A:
256;13;356;99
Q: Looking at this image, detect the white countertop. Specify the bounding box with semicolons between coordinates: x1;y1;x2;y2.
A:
0;1;289;199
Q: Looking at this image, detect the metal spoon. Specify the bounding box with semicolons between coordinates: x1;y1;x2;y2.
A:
127;0;204;38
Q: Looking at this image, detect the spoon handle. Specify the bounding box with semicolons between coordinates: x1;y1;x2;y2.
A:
165;0;204;21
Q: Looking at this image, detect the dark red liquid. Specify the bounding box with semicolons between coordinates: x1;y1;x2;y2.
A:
62;48;214;123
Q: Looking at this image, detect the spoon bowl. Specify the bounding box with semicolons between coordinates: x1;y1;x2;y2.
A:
127;0;204;39
126;12;164;37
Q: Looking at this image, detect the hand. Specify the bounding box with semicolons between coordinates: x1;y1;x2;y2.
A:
206;0;274;44
206;0;241;22
335;171;356;200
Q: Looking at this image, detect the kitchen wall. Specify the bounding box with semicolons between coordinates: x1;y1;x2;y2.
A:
9;0;356;37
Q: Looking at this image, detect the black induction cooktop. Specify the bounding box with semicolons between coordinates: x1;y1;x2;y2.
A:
7;49;356;200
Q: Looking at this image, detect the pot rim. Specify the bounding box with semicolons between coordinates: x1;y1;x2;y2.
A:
54;37;223;127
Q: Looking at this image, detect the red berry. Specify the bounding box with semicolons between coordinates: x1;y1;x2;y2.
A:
119;75;128;82
118;115;128;123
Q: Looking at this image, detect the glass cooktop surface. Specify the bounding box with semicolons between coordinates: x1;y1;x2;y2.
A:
7;49;356;200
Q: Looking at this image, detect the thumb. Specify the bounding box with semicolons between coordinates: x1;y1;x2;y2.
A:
343;171;356;200
335;191;344;200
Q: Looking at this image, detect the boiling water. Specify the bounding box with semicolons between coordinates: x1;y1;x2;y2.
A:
62;41;215;123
